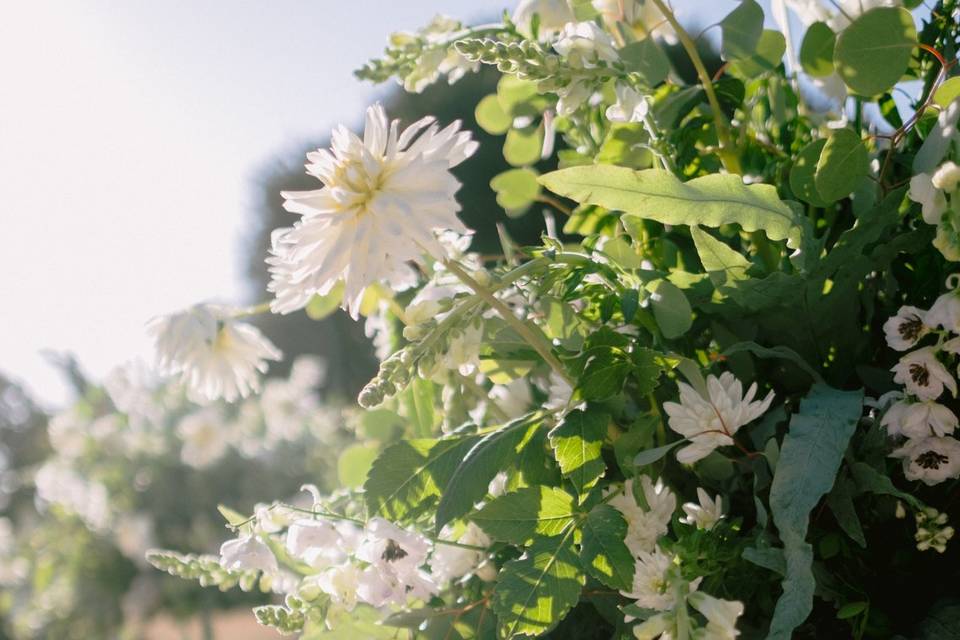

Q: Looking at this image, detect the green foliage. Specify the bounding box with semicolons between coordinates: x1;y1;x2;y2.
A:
579;504;634;590
471;486;579;543
491;168;542;214
720;0;764;61
833;7;917;96
799;22;836;78
549;408;609;495
814;128;869;203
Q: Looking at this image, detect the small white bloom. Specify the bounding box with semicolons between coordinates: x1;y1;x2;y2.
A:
176;408;229;468
285;518;344;567
397;16;479;93
357;517;431;574
681;488;724;530
148;304;281;403
891;347;957;401
440;322;483;376
593;0;640;24
512;0;575;38
555;79;593;116
606;84;651;123
687;591;744;639
883;305;929;351
891;436;960;486
219;535;278;574
607;477;676;555
881;399;958;439
926;289;960;332
621;547;700;611
933;161;960;192
543;370;575;411
268;104;478;318
554;22;619;68
489;378;534;418
312;563;361;611
663;372;774;464
430;523;492;584
908;173;949;225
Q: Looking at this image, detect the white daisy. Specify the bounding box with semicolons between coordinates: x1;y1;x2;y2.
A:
681;488;724;530
882;305;929;351
881;400;958;439
148;304;281;403
620;546;700;611
268;104;478;318
606;477;676;556
891;436;960;486
891;347;957;401
663;372;774;464
687;591;744;639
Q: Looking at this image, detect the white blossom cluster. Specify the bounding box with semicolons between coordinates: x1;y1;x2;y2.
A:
909;156;960;262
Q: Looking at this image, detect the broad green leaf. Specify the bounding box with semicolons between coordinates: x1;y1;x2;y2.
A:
476;94;512;135
597;123;654;169
833;7;916;97
934;77;960;108
789;139;829;207
799;22;836;77
619;38;670;86
471;486;579;544
690;225;751;286
729;30;786;77
767;385;863;640
539;165;798;241
549;408;609;495
435;415;543;533
364;436;479;521
601;235;644;269
721;0;764;61
492;531;585;638
580;504;634;590
837;602;869;620
579;348;631;402
848;461;922;509
337;443;380;489
814;129;868;203
621;289;640;323
491;168;541;213
647;279;692;339
504;125;543;167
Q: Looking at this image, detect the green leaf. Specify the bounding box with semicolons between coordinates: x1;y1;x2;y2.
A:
720;341;824;384
619;38;670;86
690;225;751;286
814;128;868;203
580;504;635;590
631;347;663;396
217;504;248;528
837;602;869;620
491;168;541;213
492;531;585;638
729;30;786;77
826;474;866;547
647;279;692;339
789;139;829;207
476;94;512;135
833;7;916;97
539;165;798;242
602;235;644;269
337;443;380;489
934;77;960;108
305;282;345;320
799;22;836;77
721;0;764;61
360;408;405;440
767;385;863;640
364;436;479;521
621;289;640;323
504;125;543;167
435;415;543;533
549;408;609;495
497;76;547;118
579;348;631;402
633;440;683;468
471;486;580;544
848;461;922;509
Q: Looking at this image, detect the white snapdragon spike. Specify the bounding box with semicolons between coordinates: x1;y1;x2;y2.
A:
606;84;651;124
312;563;361;611
554;22;619;68
925;289;960;332
891;436;960;486
555;79;593;116
285;519;345;568
439;323;483;376
687;592;745;640
663;372;775;464
397;16;478;93
882;305;929;351
620;547;701;611
933;161;960;193
681;488;724;530
357;518;432;575
268;104;478;318
219;535;278;575
908;174;949;224
891;347;957;401
512;0;575;38
254;503;296;534
881;399;958;439
430;523;492;584
593;0;640;24
607;477;676;555
148;304;281;403
176;408;229;469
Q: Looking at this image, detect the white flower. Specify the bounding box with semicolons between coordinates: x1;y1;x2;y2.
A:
176;408;229;468
219;535;278;574
786;0;900;30
881;399;958;439
606;84;651;123
883;305;929;351
933;161;960;192
543;370;574;411
440;322;483;376
593;0;640;24
687;591;744;640
34;463;111;531
663;372;775;464
891;347;957;401
268;104;478;318
312;563;361;612
555;79;594;116
926;289;960;332
891;436;960;486
512;0;575;38
607;477;676;555
148;304;281;403
554;22;619;68
489;378;534;418
908;173;949;225
285;518;344;567
621;547;700;611
430;523;492;584
357;517;431;575
396;16;478;93
681;488;724;530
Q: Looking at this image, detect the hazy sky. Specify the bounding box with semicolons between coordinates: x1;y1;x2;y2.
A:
0;1;788;407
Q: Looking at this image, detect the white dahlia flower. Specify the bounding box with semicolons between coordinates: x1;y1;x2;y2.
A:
268;104;478;318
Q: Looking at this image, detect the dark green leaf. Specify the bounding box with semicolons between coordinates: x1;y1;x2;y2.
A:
580;505;634;590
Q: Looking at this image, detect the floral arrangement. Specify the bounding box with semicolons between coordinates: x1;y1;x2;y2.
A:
129;0;960;638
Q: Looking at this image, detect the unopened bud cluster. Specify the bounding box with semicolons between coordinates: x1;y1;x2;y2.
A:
455;38;561;81
915;507;955;553
358;349;413;408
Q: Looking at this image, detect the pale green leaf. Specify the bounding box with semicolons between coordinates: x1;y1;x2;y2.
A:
491;168;541;213
814;128;868;203
690;225;751;286
504;125;543;167
647;279;692;339
729;30;786;77
833;7;916;97
619;38;671;86
476;94;512;135
799;22;836;77
548;408;609;495
721;0;764;61
789;139;829;207
471;486;579;544
338;443;380;489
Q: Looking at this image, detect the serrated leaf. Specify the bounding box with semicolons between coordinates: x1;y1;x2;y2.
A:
721;0;764;61
814;128;868;203
580;504;634;590
767;385;863;640
539;165;798;242
834;7;916;97
647;279;692;339
690;225;751;287
579;348;631;402
492;531;585;638
799;22;836;77
549;408;609;495
471;486;579;544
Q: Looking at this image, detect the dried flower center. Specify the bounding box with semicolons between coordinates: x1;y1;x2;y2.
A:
909;363;930;387
916;450;950;470
381;539;408;562
899;316;924;342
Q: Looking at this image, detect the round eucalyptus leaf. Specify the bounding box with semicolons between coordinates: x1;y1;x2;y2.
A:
799;21;836;78
503;125;544;167
814;129;868;203
790;139;829;207
833;7;916;97
475;94;511;135
490;168;541;213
